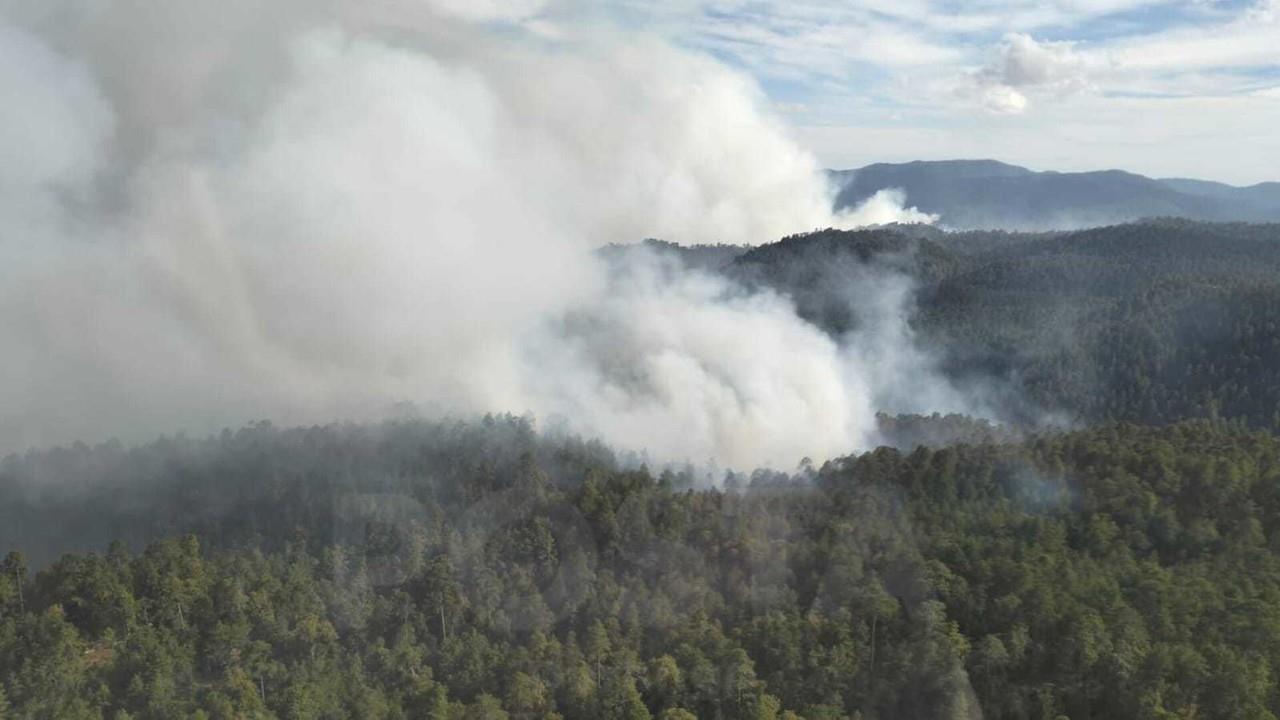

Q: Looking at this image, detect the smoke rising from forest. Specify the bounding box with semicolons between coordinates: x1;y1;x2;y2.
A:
0;0;972;467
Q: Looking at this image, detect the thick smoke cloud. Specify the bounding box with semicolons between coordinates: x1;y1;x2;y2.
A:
0;1;960;468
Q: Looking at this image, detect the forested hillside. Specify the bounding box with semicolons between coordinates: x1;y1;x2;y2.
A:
5;0;1277;718
9;220;1280;719
720;219;1280;431
6;418;1280;718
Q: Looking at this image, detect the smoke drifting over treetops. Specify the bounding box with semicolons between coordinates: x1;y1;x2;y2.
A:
1;0;970;468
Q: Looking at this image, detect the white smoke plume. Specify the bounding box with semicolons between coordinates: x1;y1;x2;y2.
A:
0;0;958;468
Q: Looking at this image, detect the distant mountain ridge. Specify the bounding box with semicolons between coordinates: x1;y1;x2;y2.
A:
830;159;1280;230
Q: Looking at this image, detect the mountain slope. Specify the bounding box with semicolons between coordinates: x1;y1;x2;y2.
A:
720;220;1280;429
831;160;1280;229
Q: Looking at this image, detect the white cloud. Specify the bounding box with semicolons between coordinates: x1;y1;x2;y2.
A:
793;87;1280;185
980;84;1030;114
422;0;551;23
965;33;1093;113
602;1;1277;182
1104;7;1279;73
677;0;1169;38
1249;0;1279;22
990;34;1090;90
692;14;959;85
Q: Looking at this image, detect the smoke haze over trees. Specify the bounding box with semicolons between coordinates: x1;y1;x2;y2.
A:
0;0;938;469
7;416;1280;719
7;1;1280;719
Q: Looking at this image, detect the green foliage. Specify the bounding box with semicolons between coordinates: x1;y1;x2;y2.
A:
729;220;1280;431
8;419;1280;717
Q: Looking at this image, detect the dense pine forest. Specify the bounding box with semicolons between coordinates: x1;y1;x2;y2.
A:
724;218;1280;430
9;219;1280;719
7;416;1280;719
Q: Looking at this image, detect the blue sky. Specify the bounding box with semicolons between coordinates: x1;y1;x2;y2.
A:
651;0;1280;184
437;0;1269;184
496;0;1280;184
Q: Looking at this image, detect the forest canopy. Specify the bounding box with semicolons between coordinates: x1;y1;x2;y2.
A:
8;219;1280;719
6;416;1280;719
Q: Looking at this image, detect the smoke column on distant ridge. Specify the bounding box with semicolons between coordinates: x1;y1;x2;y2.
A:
0;0;966;468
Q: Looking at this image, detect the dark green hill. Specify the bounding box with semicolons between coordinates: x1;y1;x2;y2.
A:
723;220;1280;429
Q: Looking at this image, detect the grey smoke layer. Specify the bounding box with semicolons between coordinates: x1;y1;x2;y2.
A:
1;0;965;468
